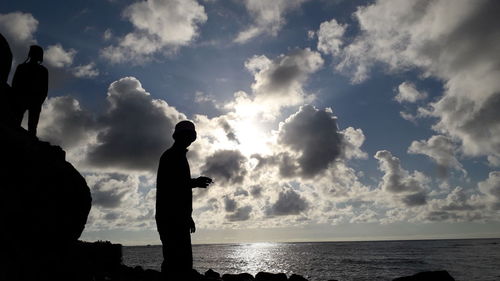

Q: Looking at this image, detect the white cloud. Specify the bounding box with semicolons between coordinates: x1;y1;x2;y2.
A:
408;135;466;178
317;0;500;165
0;12;38;62
395;82;427;103
228;48;323;118
478;171;500;210
45;44;76;68
72;62;99;78
101;0;207;63
0;12;37;45
317;19;347;56
103;29;113;41
235;0;308;43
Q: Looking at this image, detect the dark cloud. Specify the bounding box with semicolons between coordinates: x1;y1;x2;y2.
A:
219;118;239;144
250;185;262;198
201;150;247;185
86;77;185;171
89;174;134;209
402;192;427;207
39;96;96;149
104;212;120;221
226;206;252;222
224;196;237;212
266;189;308;216
278;105;343;178
374;150;425;193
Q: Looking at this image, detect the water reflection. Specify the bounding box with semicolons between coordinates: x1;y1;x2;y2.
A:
229;243;280;274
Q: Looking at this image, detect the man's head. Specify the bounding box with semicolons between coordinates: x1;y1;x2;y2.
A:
173;120;197;148
28;45;43;63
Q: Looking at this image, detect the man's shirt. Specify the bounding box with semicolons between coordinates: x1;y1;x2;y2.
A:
156;145;192;226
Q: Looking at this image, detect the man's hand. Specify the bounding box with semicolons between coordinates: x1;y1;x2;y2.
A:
192;176;213;188
189;217;196;233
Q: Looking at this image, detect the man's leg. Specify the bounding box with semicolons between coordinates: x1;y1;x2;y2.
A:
27;104;41;136
161;228;193;280
159;231;169;277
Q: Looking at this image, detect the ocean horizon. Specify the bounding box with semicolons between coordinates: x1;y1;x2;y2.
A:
123;237;500;281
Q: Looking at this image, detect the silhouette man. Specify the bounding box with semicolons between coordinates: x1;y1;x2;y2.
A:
12;45;49;137
156;120;212;280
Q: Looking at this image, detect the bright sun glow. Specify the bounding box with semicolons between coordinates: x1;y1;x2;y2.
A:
232;118;272;156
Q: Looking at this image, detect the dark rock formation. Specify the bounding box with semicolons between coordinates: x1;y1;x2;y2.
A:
255;272;288;281
222;272;255;281
392;270;455;281
0;124;92;281
206;269;221;279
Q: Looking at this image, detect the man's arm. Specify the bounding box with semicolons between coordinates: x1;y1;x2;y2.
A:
190;176;212;188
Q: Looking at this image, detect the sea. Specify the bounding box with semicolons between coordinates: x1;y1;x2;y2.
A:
123;238;500;281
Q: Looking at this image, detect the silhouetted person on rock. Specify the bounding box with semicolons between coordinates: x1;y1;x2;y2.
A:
0;33;12;88
12;45;48;137
156;120;212;280
0;33;14;124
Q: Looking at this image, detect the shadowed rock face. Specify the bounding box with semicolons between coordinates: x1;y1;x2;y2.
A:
0;124;92;280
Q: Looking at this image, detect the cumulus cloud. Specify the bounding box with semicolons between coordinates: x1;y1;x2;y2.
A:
317;19;347;56
244;48;323;114
38;96;96;149
277;105;343;178
318;0;500;165
402;192;427;207
44;44;76;68
235;0;308;43
408;135;466;178
101;0;207;63
478;171;500;210
272;105;365;179
395;82;427;103
226;205;252;221
87;174;138;209
266;189;308;216
201;150;247;185
86;77;186;171
72;62;99;78
374;150;428;206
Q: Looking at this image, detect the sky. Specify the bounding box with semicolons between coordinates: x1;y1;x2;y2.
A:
1;0;500;245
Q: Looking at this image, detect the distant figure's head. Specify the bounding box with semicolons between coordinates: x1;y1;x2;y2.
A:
0;33;12;84
173;120;197;148
28;45;44;63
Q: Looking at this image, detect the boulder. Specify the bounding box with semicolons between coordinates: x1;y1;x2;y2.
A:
255;272;287;281
205;269;221;279
222;272;255;281
392;270;455;281
0;124;92;281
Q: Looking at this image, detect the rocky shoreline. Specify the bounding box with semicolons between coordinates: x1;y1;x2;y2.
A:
72;241;456;281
